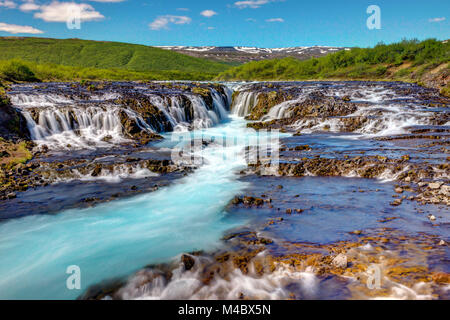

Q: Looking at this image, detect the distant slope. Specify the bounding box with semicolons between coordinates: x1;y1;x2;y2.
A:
157;45;350;64
216;39;450;95
0;37;231;74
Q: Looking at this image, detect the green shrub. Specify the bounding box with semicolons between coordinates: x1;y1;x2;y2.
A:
1;60;38;82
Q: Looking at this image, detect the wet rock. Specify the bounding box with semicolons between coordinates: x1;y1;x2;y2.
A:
332;254;348;269
429;182;443;190
395;187;404;194
181;254;195;271
432;273;450;284
440;185;450;196
6;192;16;199
101;135;113;142
390;199;403;206
91;165;102;177
428;214;436;221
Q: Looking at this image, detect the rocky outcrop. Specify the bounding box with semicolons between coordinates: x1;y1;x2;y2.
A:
0;89;29;141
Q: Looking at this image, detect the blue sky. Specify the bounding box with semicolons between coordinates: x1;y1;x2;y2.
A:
0;0;448;48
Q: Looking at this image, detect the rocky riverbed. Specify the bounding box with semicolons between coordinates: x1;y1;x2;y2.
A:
0;81;448;300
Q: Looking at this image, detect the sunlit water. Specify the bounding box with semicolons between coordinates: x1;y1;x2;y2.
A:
0;117;274;300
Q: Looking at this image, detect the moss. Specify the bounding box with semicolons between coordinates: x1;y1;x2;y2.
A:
246;90;287;120
191;86;211;97
0;141;33;169
440;85;450;98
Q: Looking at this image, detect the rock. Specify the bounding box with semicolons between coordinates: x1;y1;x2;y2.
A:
101;135;113;142
390;199;403;206
432;273;450;284
277;185;283;189
428;214;436;221
439;240;446;246
440;185;450;196
351;230;362;235
286;209;292;214
131;185;138;191
418;182;427;187
6;192;16;199
91;165;102;177
181;254;195;271
294;145;311;151
429;182;443;190
231;196;242;205
0;150;10;158
395;187;404;194
404;177;411;183
332;254;348;269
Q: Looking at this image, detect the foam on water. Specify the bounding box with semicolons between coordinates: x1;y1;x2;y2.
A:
117;252;320;300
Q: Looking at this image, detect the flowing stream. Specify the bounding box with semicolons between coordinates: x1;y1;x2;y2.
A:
0;116;271;299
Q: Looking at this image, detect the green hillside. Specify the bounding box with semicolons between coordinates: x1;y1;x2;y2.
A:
217;39;450;95
0;37;230;74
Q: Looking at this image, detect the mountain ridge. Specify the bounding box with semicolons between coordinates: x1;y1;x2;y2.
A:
156;45;351;63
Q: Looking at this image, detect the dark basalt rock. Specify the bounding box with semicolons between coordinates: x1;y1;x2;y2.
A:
181;254;195;271
0;91;30;141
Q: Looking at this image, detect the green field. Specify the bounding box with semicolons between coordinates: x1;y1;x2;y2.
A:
216;39;450;84
0;37;231;79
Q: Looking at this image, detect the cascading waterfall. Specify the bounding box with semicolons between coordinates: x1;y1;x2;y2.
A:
9;83;232;149
20;106;129;149
260;96;304;121
227;83;445;137
231;91;260;117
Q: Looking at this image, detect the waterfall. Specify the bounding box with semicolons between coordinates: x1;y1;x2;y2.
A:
260;97;304;121
231;91;260;117
8;83;233;149
20;106;134;149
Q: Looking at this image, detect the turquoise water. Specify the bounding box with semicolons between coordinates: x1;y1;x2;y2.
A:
0;117;265;300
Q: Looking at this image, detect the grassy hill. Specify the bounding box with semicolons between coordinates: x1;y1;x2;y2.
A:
217;39;450;95
0;37;231;76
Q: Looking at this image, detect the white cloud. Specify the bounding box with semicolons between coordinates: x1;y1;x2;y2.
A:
234;0;270;9
0;22;43;34
200;10;217;18
429;17;446;23
149;15;191;30
266;18;284;22
34;2;104;22
207;26;215;30
177;8;189;11
19;0;39;12
246;18;257;22
0;0;16;9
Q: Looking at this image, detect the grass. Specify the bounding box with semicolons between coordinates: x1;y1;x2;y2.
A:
0;37;231;74
217;39;450;82
0;59;223;82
